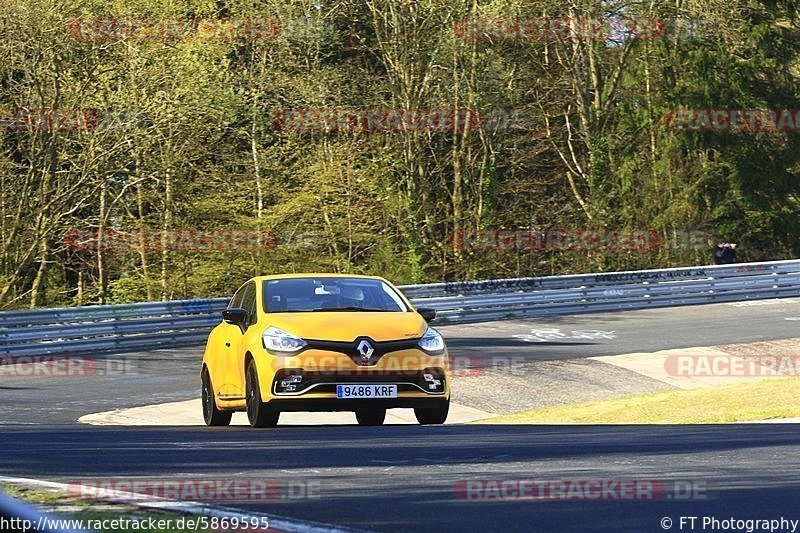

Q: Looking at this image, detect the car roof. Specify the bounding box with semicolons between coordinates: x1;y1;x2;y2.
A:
252;273;386;282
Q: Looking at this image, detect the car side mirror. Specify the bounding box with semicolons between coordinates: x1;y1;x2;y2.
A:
222;307;248;326
416;307;436;322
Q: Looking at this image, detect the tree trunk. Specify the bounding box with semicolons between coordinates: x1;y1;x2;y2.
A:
136;182;153;301
29;235;48;308
160;169;172;301
97;180;107;304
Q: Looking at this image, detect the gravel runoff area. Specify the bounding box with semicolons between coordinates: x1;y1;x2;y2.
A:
449;338;800;416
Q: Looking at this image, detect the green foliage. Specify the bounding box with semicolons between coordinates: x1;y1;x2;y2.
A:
0;0;799;308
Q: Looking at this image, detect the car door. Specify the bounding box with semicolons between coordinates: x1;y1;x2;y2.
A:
215;282;250;399
227;280;257;397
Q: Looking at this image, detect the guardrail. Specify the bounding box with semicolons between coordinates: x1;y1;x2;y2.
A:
0;299;228;356
1;260;798;356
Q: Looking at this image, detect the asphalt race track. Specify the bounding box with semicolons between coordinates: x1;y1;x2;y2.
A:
2;425;800;532
3;298;800;424
2;299;800;531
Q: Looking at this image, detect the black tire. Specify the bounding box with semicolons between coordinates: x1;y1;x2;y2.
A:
246;360;279;428
202;369;232;426
414;400;449;425
355;408;386;426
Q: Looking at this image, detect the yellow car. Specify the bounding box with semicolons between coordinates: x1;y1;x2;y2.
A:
200;274;450;427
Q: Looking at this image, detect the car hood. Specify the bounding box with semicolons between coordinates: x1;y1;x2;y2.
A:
264;312;428;342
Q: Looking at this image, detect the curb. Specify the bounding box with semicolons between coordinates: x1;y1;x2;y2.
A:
0;476;367;533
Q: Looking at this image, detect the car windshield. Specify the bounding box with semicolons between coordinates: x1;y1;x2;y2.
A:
263;277;409;313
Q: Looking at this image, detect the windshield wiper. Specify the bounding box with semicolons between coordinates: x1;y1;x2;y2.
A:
310;307;392;312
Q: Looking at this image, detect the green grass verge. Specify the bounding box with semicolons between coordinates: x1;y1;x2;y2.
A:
1;485;231;533
475;378;800;424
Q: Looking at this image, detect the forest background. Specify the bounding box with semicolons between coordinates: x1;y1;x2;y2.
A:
1;0;798;309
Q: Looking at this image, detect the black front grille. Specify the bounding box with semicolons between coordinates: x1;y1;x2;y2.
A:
273;368;446;395
302;336;421;365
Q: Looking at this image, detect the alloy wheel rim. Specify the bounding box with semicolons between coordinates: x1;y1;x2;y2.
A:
202;376;211;419
247;369;257;420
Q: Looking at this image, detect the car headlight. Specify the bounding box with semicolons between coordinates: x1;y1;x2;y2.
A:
262;326;307;354
418;327;445;354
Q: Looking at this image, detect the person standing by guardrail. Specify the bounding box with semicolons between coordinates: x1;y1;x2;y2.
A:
713;241;738;264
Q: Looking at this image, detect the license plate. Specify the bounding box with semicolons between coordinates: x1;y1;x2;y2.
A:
336;384;397;399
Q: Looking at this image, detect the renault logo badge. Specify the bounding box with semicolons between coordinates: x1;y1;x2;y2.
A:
356;339;374;362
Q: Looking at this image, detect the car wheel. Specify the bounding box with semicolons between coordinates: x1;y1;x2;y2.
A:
246;360;279;428
414;399;449;425
355;408;386;426
202;369;232;426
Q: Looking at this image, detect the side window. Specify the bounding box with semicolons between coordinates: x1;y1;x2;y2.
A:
228;283;247;310
241;282;257;328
